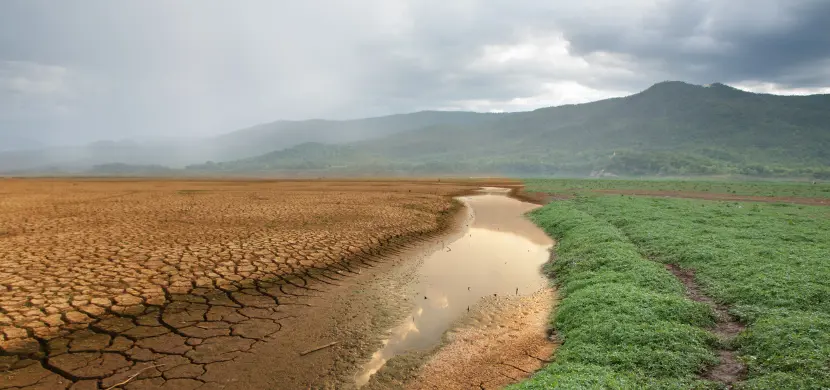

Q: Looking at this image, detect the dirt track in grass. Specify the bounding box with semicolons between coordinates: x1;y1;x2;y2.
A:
666;264;746;387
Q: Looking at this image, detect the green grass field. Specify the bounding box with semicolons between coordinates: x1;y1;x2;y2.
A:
514;180;830;389
524;178;830;199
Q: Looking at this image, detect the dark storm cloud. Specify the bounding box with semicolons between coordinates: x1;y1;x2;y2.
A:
557;0;830;87
0;0;827;146
719;1;830;86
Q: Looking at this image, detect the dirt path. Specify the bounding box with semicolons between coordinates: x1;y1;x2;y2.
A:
665;265;746;387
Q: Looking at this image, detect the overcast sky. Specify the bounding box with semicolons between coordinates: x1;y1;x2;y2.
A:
1;0;829;146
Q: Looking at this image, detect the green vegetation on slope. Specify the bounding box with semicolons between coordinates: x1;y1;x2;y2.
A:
524;178;830;199
509;202;718;389
518;186;830;389
190;82;830;178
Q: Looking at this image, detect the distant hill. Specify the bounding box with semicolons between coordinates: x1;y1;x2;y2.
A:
87;163;176;176
191;82;830;178
0;111;501;173
207;111;504;162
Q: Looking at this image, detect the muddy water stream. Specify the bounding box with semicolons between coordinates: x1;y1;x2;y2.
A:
356;188;553;386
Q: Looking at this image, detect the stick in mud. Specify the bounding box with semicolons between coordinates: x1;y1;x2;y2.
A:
299;341;339;356
104;364;165;389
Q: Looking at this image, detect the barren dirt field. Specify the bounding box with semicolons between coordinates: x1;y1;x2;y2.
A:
0;178;516;389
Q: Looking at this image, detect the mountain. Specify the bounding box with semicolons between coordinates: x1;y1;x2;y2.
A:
87;163;176;176
206;111;503;162
192;82;830;178
0;111;501;173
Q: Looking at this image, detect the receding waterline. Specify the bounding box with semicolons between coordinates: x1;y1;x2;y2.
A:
355;189;553;386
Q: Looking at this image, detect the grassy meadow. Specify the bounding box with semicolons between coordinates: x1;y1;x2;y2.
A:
513;180;830;389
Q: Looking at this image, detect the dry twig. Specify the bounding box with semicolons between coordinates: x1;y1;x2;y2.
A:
299;341;339;356
104;364;165;390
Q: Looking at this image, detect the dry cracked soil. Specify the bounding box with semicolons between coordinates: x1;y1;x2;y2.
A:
0;178;519;389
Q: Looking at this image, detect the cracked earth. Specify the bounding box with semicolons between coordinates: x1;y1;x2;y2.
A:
0;179;505;389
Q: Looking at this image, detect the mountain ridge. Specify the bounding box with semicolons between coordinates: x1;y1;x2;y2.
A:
189;81;830;178
4;81;829;178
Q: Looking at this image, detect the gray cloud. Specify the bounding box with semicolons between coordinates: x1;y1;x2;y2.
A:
555;0;830;86
0;0;828;146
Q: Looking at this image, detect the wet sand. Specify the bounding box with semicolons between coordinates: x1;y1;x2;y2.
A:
409;288;556;389
358;188;555;388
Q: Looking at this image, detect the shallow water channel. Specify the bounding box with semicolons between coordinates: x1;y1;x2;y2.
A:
356;188;554;386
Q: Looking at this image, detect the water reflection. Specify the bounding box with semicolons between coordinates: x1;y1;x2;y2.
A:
355;192;553;386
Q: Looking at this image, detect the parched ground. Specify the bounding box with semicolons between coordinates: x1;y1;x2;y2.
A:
0;178;512;389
